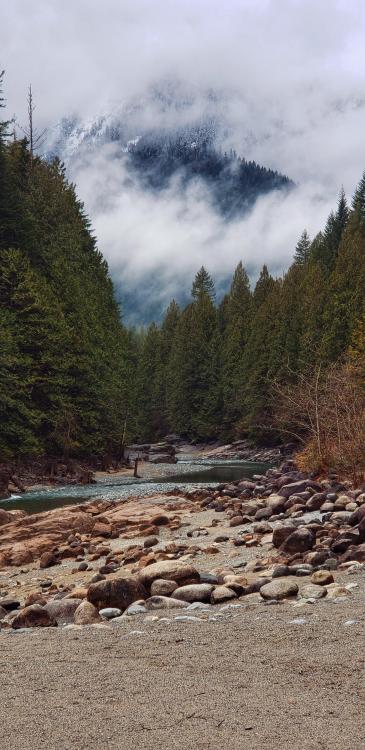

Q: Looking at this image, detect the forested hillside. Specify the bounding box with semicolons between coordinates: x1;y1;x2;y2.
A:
133;178;365;472
0;73;132;461
126;132;293;218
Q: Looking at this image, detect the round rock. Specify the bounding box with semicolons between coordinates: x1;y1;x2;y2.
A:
173;584;214;603
260;580;299;600
311;570;334;586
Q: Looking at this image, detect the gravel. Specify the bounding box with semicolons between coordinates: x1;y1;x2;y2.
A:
1;590;365;750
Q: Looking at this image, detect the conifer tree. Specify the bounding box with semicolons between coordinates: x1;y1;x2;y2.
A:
221;262;252;437
294;230;311;265
191;266;215;300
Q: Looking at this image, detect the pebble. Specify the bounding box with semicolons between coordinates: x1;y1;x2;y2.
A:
174;615;202;622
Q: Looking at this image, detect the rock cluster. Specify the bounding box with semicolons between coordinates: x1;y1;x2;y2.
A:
1;459;365;631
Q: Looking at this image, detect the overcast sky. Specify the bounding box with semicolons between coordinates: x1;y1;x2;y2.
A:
2;1;365;319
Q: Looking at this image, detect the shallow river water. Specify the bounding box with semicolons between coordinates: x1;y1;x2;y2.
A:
0;459;270;514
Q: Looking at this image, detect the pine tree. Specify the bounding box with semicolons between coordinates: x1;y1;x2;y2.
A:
220;262;252;437
191;266;215;300
294;230;311;265
321;176;365;362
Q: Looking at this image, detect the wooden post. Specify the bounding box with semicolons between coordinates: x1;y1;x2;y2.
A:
133;458;139;478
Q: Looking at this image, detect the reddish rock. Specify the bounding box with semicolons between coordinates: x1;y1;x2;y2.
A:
87;577;147;612
92;521;112;537
278;480;320;499
39;549;60;569
45;598;83;624
358;516;365;542
74;600;102;625
12;604;56;629
281;528;314;555
272;525;295;548
24;592;47;607
138;560;199;589
340;543;365;563
349;505;365;526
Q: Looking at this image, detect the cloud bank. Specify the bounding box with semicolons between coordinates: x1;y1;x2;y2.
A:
2;1;365;320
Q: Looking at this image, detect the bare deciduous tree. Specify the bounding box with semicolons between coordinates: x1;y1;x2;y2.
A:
19;85;47;163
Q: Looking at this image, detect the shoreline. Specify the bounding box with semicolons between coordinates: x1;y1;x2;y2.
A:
0;440;284;498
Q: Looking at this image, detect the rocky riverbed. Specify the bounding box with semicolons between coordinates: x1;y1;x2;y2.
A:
1;459;365;631
1;458;365;748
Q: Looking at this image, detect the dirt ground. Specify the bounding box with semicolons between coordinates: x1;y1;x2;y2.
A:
1;584;364;750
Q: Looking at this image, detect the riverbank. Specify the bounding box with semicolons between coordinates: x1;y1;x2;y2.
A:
1;458;365;749
0;441;284;498
1;458;364;614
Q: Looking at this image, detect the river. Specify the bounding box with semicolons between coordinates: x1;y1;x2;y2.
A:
0;458;270;514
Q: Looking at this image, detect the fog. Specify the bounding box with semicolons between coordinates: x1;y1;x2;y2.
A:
2;1;365;320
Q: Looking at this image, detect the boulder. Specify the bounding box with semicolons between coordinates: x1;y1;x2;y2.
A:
281;528;314;555
0;605;7;621
150;579;178;596
143;536;159;548
39;550;60;569
310;570;334;586
24;592;47;607
278;480;320;499
87;577;147;612
172;584;214;603
358;516;365;542
138;560;199;589
349;505;365;526
254;507;273;521
0;598;20;612
0;508;14;526
12;604;57;629
145;596;189;610
260;580;299;600
340;543;365;563
306;493;326;511
210;586;237;604
326;584;351;599
99;607;122;619
45;598;83;625
300;584;327;599
74;600;102;625
229;515;244;527
272;564;290;578
272;525;296;548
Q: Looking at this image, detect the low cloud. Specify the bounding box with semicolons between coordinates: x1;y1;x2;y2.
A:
2;1;365;321
72;143;336;323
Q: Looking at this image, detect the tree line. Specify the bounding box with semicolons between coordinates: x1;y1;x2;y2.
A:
132;178;365;460
0;71;133;462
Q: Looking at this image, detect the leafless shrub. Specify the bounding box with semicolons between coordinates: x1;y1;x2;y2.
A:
274;363;365;481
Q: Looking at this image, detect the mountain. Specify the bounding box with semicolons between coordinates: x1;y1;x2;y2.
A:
46;82;294;322
48;83;293;220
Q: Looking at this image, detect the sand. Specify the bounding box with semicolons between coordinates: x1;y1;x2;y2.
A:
1;585;364;750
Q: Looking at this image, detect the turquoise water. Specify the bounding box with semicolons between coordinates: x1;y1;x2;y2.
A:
0;460;269;515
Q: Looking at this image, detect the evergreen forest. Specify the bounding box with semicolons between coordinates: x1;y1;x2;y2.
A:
2;71;365;470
